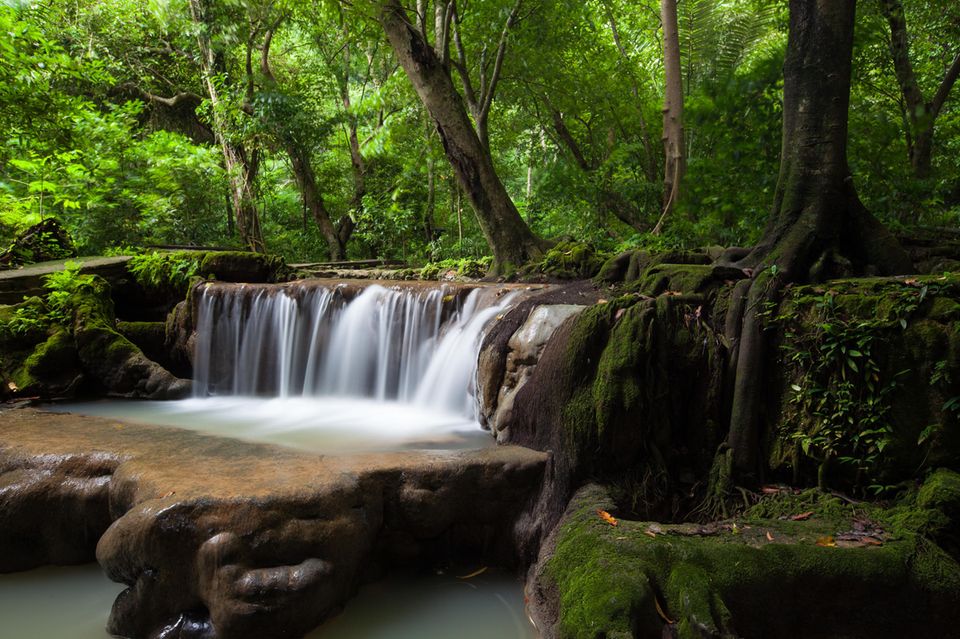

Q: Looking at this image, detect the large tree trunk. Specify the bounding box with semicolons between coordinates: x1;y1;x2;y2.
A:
881;0;960;180
188;0;265;253
378;0;544;273
725;0;911;475
655;0;685;235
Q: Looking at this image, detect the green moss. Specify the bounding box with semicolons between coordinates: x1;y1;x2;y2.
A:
198;251;290;283
543;484;960;639
11;329;79;393
522;241;608;280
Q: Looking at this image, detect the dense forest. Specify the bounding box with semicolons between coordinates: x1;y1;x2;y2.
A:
2;0;958;268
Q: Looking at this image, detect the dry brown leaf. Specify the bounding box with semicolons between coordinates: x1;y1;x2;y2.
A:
597;509;618;526
663;290;682;296
816;536;836;548
790;511;814;521
904;278;919;286
6;381;17;392
457;566;488;580
766;531;774;542
615;308;626;321
654;596;674;624
761;485;783;494
644;530;657;538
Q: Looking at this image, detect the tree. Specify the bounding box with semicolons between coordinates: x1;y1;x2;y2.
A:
655;0;685;235
879;0;960;179
188;0;265;253
375;0;544;274
725;0;911;474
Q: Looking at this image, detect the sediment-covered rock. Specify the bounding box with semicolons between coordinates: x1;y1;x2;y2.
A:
0;409;548;638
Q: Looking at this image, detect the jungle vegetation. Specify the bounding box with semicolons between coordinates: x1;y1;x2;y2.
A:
1;0;958;272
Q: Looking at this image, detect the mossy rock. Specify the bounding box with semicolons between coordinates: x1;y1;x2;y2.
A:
10;329;82;396
535;483;960;639
522;241;608;280
769;275;960;489
198;251;290;283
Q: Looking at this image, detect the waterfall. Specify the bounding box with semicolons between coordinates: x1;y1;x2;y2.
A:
192;282;515;417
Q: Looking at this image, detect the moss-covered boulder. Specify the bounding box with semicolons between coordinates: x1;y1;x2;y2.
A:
198;251;290;283
532;482;960;639
71;276;190;399
522;241;609;280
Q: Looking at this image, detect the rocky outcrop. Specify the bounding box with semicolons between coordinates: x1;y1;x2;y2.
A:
531;481;960;639
478;303;585;440
0;409;547;638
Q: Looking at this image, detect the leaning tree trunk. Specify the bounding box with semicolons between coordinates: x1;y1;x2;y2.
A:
286;145;345;260
654;0;685;235
725;0;912;475
378;0;544;274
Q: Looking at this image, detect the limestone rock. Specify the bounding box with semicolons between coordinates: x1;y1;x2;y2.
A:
482;304;585;441
0;409;547;638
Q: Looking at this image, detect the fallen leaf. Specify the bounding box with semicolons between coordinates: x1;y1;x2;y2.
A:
597;509;618;526
615;308;626;321
457;566;488;579
654;596;674;624
644;530;657;538
904;278;919;286
160;491;176;498
597;298;608;304
761;485;783;494
790;511;814;521
766;531;774;542
664;290;682;296
6;381;17;392
816;536;836;548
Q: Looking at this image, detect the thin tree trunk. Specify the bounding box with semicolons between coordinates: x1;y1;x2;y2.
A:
287;145;345;260
656;0;685;234
188;0;264;253
881;0;960;179
378;0;543;273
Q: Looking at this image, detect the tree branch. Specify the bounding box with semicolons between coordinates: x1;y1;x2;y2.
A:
931;51;960;119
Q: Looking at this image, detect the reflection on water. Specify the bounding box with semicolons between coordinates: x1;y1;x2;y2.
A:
0;566;537;639
0;565;122;639
50;397;493;454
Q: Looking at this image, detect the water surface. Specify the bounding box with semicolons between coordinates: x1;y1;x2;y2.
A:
51;397;493;454
0;565;537;639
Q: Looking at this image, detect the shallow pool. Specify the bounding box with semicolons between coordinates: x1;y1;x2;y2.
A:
0;565;537;638
50;397;493;454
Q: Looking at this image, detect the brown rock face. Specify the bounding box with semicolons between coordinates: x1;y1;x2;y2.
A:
0;409;547;638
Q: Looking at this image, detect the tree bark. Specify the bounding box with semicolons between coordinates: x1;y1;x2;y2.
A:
656;0;685;234
726;0;911;476
188;0;265;253
287;145;345;260
881;0;960;179
378;0;544;273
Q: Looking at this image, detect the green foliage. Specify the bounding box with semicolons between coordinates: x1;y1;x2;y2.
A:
128;251;201;292
419;256;492;280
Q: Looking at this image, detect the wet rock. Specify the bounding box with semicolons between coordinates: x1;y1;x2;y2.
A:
479;304;585;441
0;409;547;638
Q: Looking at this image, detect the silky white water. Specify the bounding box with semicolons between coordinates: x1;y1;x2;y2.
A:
57;282;518;452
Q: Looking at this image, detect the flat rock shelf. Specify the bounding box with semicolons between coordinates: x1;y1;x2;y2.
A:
0;408;548;639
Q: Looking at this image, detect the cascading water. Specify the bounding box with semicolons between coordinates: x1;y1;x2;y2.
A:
192;282;514;417
54;280;523;454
